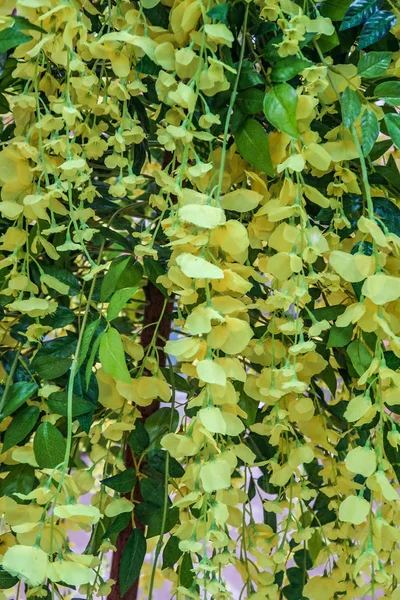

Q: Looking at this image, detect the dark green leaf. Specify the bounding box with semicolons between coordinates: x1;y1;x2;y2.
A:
320;0;352;20
99;327;131;384
143;257;168;296
144;407;179;450
317;29;340;53
375;81;400;106
102;468;136;493
101;257;142;301
42;306;75;329
33;422;67;469
270;57;311;82
263;83;298;139
36;336;76;359
234;118;274;176
147;505;179;538
77;319;100;369
119;529;146;596
357;51;392;78
0;93;9;114
180;553;194;588
162;536;183;569
148;450;185;478
107;287;137;321
0;464;35;497
47;392;95;417
207;3;229;22
340;0;377;31
0;381;38;419
342;87;362;128
358;11;397;50
0;24;31;53
103;512;131;538
31;356;71;380
128;420;150;454
361;109;379;156
41;266;80;296
140;478;164;505
384;113;400;148
373;196;400;235
11;15;47;34
0;567;19;589
237;60;265;90
311;304;346;321
2;405;40;452
235;88;264;115
327;324;354;348
347;340;372;376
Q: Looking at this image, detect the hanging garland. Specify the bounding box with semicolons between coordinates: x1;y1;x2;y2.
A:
0;0;399;599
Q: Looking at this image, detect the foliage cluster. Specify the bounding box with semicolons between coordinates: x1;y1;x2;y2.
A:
0;0;399;598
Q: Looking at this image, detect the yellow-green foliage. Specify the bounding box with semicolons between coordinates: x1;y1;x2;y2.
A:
0;0;399;598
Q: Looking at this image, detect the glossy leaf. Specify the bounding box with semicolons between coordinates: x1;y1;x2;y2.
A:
2;405;40;452
357;51;392;78
234;118;274;176
361;109;379;156
342;87;362;128
385;113;400;148
119;529;146;596
374;81;400;106
263;83;298;139
102;468;137;493
33;423;67;469
358;11;397;50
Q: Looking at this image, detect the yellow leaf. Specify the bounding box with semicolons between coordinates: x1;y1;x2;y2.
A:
220;189;262;212
196;359;226;386
345;446;376;477
198;407;227;434
303;143;332;171
344;395;372;422
200;460;231;492
3;545;49;586
338;495;370;524
176;253;224;279
178;204;225;229
362;274;400;305
329;251;375;283
48;560;95;585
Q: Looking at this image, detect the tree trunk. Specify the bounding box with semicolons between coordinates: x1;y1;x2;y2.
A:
108;281;173;600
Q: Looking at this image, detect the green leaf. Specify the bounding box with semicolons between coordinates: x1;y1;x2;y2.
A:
340;0;377;31
263;83;298;139
147;505;179;538
347;340;372;376
0;463;35;497
128;420;150;454
31;356;72;380
101;257;142;302
148;450;185;478
317;29;340;53
47;392;95;417
77;318;100;369
270;57;311;82
311;304;346;321
144;407;179;450
342;87;362;128
357;51;392;78
0;24;31;53
140;478;164;505
320;0;352;20
107;287;137;321
33;422;67;469
369;138;393;161
361;109;379;156
41;265;80;296
374;81;400;106
384;113;400;148
102;468;137;493
99;327;131;384
119;529;146;596
0;93;9;114
327;324;354;348
0;381;38;419
0;567;19;589
11;15;47;34
234;118;274;176
206;3;229;22
180;553;194;588
2;405;40;452
358;11;397;50
235;89;264;115
373;196;400;236
143;256;168;296
85;332;103;389
162;536;183;569
103;512;131;539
